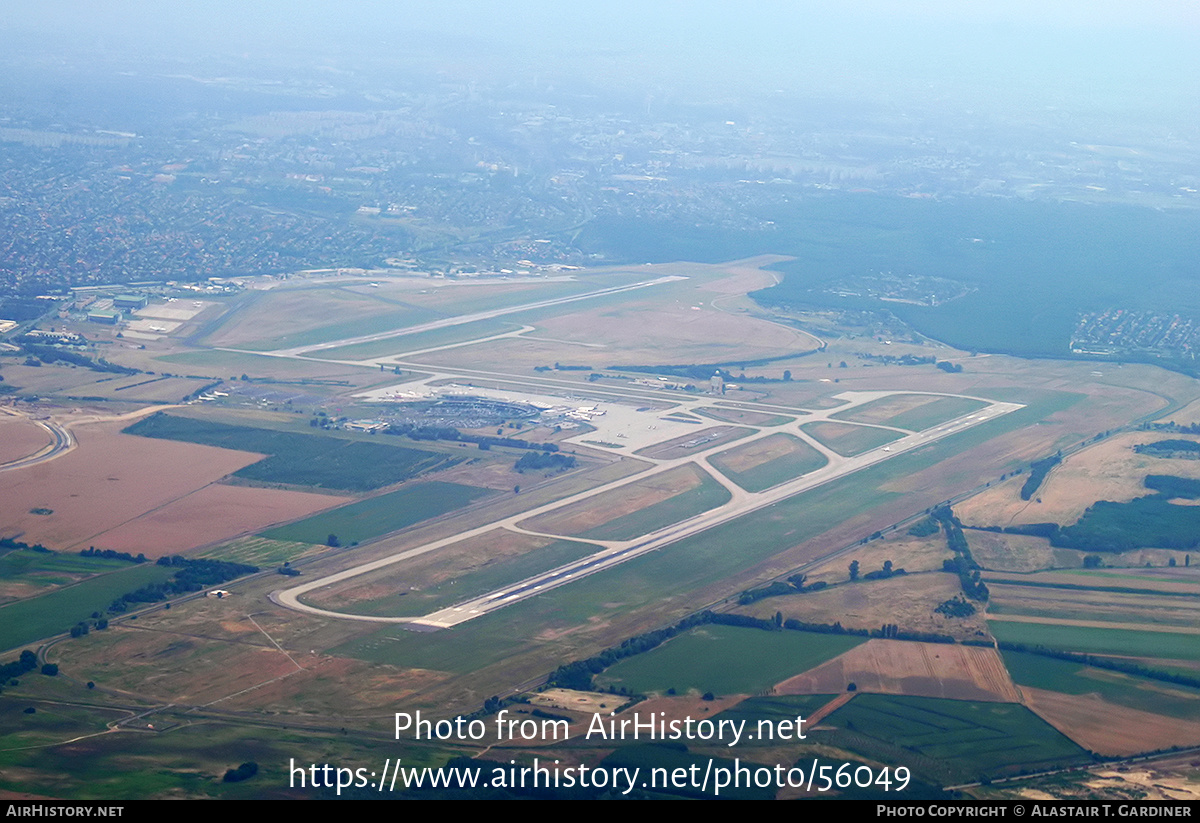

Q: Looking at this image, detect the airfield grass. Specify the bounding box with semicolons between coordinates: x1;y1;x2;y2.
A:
312;317;518;360
234;305;443;352
331;389;1078;678
0;564;175;651
155;348;373;378
1001;650;1200;722
578;472;732;541
989;621;1200;661
835;396;990;432
330;538;597;617
593;625;863;696
800;421;905;456
708;434;827;493
124;412;461;492
261;481;493;546
825;694;1090;780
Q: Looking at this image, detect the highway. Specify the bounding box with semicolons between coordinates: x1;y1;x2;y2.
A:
0;409;74;473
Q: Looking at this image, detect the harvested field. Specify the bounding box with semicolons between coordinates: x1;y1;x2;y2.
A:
632;425;751;459
801;533;954;583
708;433;827;492
82;483;350;558
0;414;52;464
737;574;991;639
695;407;793;426
985;572;1200;631
774;639;1020;702
0;418;262;552
800;421;904;456
518;463;720;539
963;530;1075;572
1022;687;1200;756
956;431;1200;529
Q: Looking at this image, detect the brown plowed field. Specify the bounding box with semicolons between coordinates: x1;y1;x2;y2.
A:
774;639;1020;702
82;483;350;557
0;417;348;556
0;415;52;464
1022;687;1200;756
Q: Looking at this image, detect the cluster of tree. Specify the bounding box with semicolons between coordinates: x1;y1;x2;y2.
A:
856;353;936;367
933;506;989;601
0;537;53;554
0;650;39;695
514;452;576;473
222;762;259;783
1135;439;1200;458
1020;454;1061;501
934;596;977;618
107;557;258;614
80;547;146;563
546;611;713;691
384;423;558;453
18;341;139;375
862;560;905;580
935;361;964;373
736;573;826;605
907;516;941;537
1049;488;1200;552
1144;474;1200;499
534;363;592;372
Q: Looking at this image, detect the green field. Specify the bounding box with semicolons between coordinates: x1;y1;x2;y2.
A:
989;621;1200;661
708;434;827;493
261;481;493;546
0;549;134;594
834;396;989;432
800;421;905;456
1001;650;1200;722
124;412;462;491
826;694;1090;781
329;538;597;617
594;626;863;695
0;564;176;650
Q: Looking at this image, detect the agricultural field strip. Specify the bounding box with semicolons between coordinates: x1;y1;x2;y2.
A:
274;393;1022;627
260;275;688;356
0;409;74;473
987;614;1200;635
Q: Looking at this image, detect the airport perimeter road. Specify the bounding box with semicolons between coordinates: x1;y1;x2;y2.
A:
273;400;1023;628
0;411;74;473
263;275;687;357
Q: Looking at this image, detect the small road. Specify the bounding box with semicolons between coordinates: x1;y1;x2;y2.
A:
0;410;74;473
